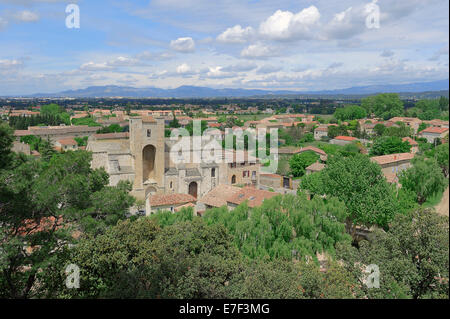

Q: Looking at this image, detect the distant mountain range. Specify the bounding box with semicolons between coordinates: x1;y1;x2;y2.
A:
25;79;449;98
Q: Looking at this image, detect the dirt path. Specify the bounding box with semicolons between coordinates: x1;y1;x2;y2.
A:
435;187;449;216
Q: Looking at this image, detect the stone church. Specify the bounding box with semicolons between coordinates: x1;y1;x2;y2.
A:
87;116;261;211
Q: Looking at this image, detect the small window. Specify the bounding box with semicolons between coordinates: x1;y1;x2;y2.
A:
147;129;151;137
211;168;215;177
170;181;173;188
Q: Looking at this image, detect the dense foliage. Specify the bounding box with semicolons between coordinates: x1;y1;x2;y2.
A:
301;154;406;231
289;151;319;177
370;136;411;156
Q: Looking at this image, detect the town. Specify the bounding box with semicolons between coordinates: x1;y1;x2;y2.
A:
0;0;448;307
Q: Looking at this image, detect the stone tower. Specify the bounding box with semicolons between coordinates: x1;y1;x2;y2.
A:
129;116;165;201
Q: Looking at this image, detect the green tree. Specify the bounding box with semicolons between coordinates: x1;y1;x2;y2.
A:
0;148;135;298
289;151;319;177
337;209;449;299
434;143;449;177
0;123;14;169
334;105;367;121
203;194;351;260
361;93;404;120
301;154;401;232
398;157;447;204
370;136;411;156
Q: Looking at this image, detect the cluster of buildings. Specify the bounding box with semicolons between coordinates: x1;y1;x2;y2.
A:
313;117;449;144
6;103;449;217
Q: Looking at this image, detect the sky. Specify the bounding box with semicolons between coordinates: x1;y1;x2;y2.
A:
0;0;448;95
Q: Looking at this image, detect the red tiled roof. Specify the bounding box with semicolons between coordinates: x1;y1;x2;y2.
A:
227;186;278;208
371;153;414;165
334;136;357;141
149;193;196;207
315;127;328;132
402;137;418;146
420;127;449;134
57;138;77;146
200;184;242;208
299;146;327;156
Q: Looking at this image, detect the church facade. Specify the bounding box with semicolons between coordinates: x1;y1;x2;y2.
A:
87;116;261;212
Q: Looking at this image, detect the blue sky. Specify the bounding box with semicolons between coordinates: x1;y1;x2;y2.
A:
0;0;448;95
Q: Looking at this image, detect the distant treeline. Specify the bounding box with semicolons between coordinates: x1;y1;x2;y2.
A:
9;114;69;130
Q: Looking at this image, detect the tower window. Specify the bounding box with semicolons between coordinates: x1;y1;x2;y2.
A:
211;168;215;177
147;129;151;137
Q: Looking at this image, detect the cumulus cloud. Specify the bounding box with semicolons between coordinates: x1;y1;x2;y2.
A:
170;37;195;52
323;6;366;40
259;6;320;41
241;43;277;59
176;63;192;74
205;66;234;79
107;56;142;67
217;25;254;43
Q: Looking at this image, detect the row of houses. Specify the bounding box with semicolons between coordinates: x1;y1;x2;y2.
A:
146;184;278;215
314;117;449;144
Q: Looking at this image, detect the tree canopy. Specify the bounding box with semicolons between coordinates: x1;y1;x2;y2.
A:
370;136;412;156
361;93;404;120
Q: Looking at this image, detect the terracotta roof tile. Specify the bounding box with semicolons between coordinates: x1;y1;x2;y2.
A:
227;186;278;208
420;127;449;134
370;153;414;165
149;193;196;207
199;184;242;208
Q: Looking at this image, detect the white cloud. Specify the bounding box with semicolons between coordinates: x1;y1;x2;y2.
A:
0;59;23;70
259;6;320;41
241;43;277;58
217;25;254;43
80;62;113;71
170;37;195;52
205;66;234;79
14;10;39;22
107;56;141;67
176;63;192;74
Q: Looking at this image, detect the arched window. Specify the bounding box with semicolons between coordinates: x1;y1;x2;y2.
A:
147;129;151;137
211;168;215;177
231;175;236;184
170;181;173;189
